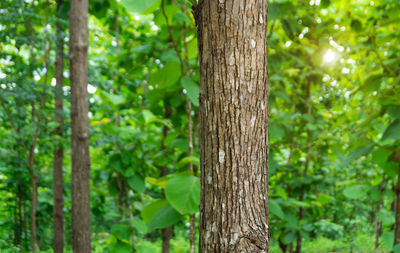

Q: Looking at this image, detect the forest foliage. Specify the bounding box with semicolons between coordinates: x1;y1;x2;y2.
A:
0;0;400;252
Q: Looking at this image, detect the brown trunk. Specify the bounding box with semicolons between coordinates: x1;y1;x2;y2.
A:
15;184;23;248
394;151;400;248
70;0;91;251
187;99;196;253
53;0;65;251
31;175;38;252
196;1;270;251
295;81;311;253
161;105;172;253
286;103;296;252
374;175;385;253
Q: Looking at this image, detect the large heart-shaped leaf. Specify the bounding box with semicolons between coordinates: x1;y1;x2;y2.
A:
141;199;168;223
165;175;200;214
343;185;369;199
148;204;182;231
121;0;160;14
269;198;285;219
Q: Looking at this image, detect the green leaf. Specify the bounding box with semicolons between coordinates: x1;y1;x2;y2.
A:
361;74;383;92
284;212;298;229
150;62;181;90
172;11;192;25
284;231;297;244
121;0;160;14
131;217;148;234
343;185;369;199
382;232;394;251
342;144;374;167
394;244;400;253
187;38;198;60
109;154;123;173
127;175;145;193
148;204;182;231
269;123;285;139
269;198;285;219
165;175;200;214
376;210;395;226
372;148;392;168
268;3;280;21
386;105;400;119
382;119;400;141
178;156;200;166
111;223;132;241
180;76;199;107
351;19;362;32
320;0;330;8
112;241;132;253
104;92;126;105
141;200;168;223
142;110;156;124
382;161;398;178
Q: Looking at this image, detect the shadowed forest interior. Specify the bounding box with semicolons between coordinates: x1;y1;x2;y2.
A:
1;0;400;252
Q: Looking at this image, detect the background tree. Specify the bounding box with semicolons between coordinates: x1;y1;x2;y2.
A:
69;0;91;251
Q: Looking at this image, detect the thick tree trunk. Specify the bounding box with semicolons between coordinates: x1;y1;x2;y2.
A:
70;0;91;251
53;0;65;251
196;1;269;252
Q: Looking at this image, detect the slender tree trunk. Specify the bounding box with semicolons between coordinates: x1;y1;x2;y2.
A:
295;81;311;253
287;103;296;252
70;0;91;251
393;151;400;249
196;1;269;251
374;175;385;253
161;105;172;253
187;99;196;253
53;0;65;251
18;186;23;248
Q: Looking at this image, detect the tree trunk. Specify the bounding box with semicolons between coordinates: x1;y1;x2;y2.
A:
374;175;385;253
394;151;400;248
196;1;270;252
187;99;196;253
30;172;38;252
70;0;91;251
161;105;172;253
53;0;65;251
295;81;312;253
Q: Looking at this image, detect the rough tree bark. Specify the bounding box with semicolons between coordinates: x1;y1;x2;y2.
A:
53;0;65;251
195;0;270;252
70;0;91;251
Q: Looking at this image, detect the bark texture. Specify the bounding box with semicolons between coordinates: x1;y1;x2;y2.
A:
196;1;269;252
70;0;91;252
53;0;65;251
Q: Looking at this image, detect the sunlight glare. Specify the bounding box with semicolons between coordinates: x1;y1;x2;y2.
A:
323;49;337;65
